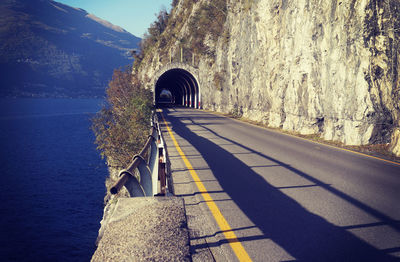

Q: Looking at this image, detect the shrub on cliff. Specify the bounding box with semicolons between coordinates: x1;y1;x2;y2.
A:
134;7;170;70
188;0;227;55
92;66;153;167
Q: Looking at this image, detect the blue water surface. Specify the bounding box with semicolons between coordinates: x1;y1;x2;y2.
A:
0;98;108;262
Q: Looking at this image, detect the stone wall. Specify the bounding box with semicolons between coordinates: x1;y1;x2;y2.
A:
140;0;400;155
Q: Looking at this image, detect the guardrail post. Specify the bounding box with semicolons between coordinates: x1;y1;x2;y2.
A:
159;155;166;195
137;161;153;196
149;136;159;196
157;122;167;195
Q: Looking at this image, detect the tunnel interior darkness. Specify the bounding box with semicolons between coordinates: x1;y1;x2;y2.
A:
155;68;200;108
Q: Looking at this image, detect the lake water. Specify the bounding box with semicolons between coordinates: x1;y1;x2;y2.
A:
0;98;108;261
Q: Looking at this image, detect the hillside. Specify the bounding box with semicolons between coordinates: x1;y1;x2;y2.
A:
132;0;400;156
0;0;141;98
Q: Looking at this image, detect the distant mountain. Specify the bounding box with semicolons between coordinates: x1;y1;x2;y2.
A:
0;0;141;98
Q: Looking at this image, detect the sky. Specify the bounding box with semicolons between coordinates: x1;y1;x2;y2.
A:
56;0;173;37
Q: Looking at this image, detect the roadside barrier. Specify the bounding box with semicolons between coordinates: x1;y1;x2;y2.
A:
110;113;168;196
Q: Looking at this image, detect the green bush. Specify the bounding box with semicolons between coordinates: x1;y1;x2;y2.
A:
213;71;225;91
91;67;153;167
188;0;227;55
132;0;228;68
230;104;243;119
243;0;256;12
133;7;170;70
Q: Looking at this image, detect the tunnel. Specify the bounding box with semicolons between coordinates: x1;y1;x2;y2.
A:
154;68;200;108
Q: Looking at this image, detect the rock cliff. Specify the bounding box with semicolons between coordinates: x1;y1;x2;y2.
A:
137;0;400;156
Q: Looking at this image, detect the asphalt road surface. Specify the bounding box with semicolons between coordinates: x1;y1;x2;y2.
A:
158;107;400;262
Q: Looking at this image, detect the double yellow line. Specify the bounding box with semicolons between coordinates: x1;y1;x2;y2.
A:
160;112;252;261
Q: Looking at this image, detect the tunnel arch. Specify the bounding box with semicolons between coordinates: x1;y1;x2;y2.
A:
153;63;201;108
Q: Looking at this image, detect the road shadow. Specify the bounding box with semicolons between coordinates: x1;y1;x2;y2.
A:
161;108;400;262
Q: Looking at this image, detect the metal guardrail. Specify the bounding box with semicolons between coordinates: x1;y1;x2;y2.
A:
110;114;168;197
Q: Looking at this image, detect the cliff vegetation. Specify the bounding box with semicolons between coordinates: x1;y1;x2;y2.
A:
91;67;152;168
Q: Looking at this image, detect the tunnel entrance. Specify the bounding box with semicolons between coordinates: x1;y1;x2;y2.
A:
154;68;200;108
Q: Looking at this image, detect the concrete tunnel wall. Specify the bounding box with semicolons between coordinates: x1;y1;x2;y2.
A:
153;63;201;108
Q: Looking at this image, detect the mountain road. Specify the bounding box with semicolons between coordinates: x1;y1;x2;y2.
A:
158;107;400;262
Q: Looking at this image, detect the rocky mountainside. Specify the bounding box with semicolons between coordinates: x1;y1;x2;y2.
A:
135;0;400;156
0;0;140;97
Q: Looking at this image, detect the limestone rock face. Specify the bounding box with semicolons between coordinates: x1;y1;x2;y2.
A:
141;0;400;156
390;128;400;156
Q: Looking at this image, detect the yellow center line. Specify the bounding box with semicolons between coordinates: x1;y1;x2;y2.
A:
160;111;252;262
